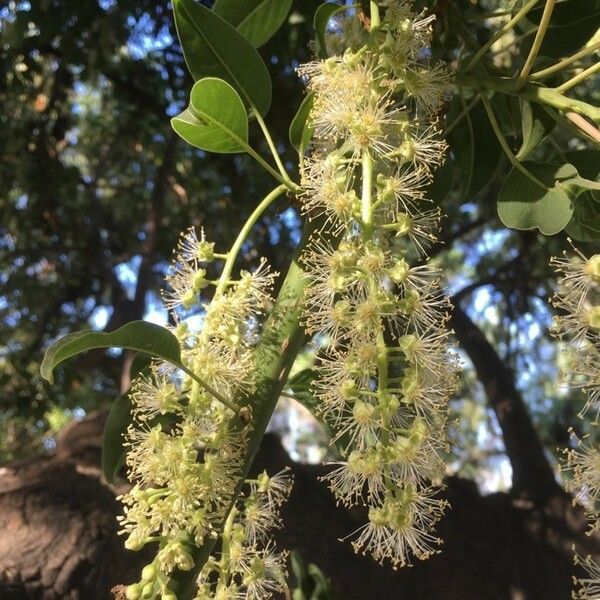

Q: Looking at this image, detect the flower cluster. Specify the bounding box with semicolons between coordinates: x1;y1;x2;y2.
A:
119;227;290;600
298;1;458;568
196;470;292;600
551;247;600;599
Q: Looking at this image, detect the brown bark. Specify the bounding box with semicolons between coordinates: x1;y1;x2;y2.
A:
0;416;597;600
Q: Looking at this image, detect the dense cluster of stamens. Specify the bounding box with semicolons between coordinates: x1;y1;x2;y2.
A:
120;227;289;599
298;1;458;568
551;247;600;599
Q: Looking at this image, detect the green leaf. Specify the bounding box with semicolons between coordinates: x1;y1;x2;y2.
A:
102;392;132;483
173;0;272;115
497;162;581;235
41;321;183;384
566;194;600;242
289;92;315;155
313;2;343;59
515;100;555;160
524;0;600;58
448;100;503;199
172;78;249;154
565;149;600;202
213;0;292;47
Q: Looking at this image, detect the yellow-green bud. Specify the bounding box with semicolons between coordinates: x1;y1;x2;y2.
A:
398;139;415;162
192;269;209;291
341;379;358;400
588;306;600;330
587;255;600;283
141;564;157;583
182;289;196;310
389;258;410;284
125;583;143;600
393;213;412;237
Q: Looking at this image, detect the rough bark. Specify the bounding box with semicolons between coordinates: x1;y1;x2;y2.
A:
0;415;597;600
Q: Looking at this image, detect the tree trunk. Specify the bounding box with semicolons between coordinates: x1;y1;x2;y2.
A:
0;415;597;600
449;302;560;497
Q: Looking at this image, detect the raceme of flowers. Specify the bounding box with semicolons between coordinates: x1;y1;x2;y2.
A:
120;228;290;600
120;1;459;597
551;248;600;600
298;1;458;569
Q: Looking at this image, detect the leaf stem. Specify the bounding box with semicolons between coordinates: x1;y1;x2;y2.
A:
245;145;298;190
456;73;600;123
480;94;548;190
530;41;600;80
516;0;556;88
555;61;600;93
216;184;289;296
464;0;540;72
254;110;293;184
179;364;242;414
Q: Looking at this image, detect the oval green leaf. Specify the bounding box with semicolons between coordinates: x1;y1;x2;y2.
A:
172;77;249;154
213;0;292;48
497;162;578;235
173;0;272;115
289;92;315;155
313;2;343;59
41;321;183;384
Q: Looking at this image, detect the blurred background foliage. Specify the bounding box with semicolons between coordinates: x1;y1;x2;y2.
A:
0;0;598;499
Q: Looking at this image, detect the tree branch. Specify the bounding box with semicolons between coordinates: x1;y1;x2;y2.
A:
449;301;559;496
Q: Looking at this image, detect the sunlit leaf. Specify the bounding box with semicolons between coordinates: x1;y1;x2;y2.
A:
41;321;183;384
172;78;249;154
213;0;292;47
173;0;272;114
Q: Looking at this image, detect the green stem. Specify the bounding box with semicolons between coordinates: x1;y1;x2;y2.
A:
530;41;600;80
370;1;380;30
516;0;556;88
456;73;600;123
464;0;540;72
361;151;374;238
254;111;292;184
180;364;241;414
215;184;289;296
245;145;297;190
555;61;600;93
480;95;548;190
